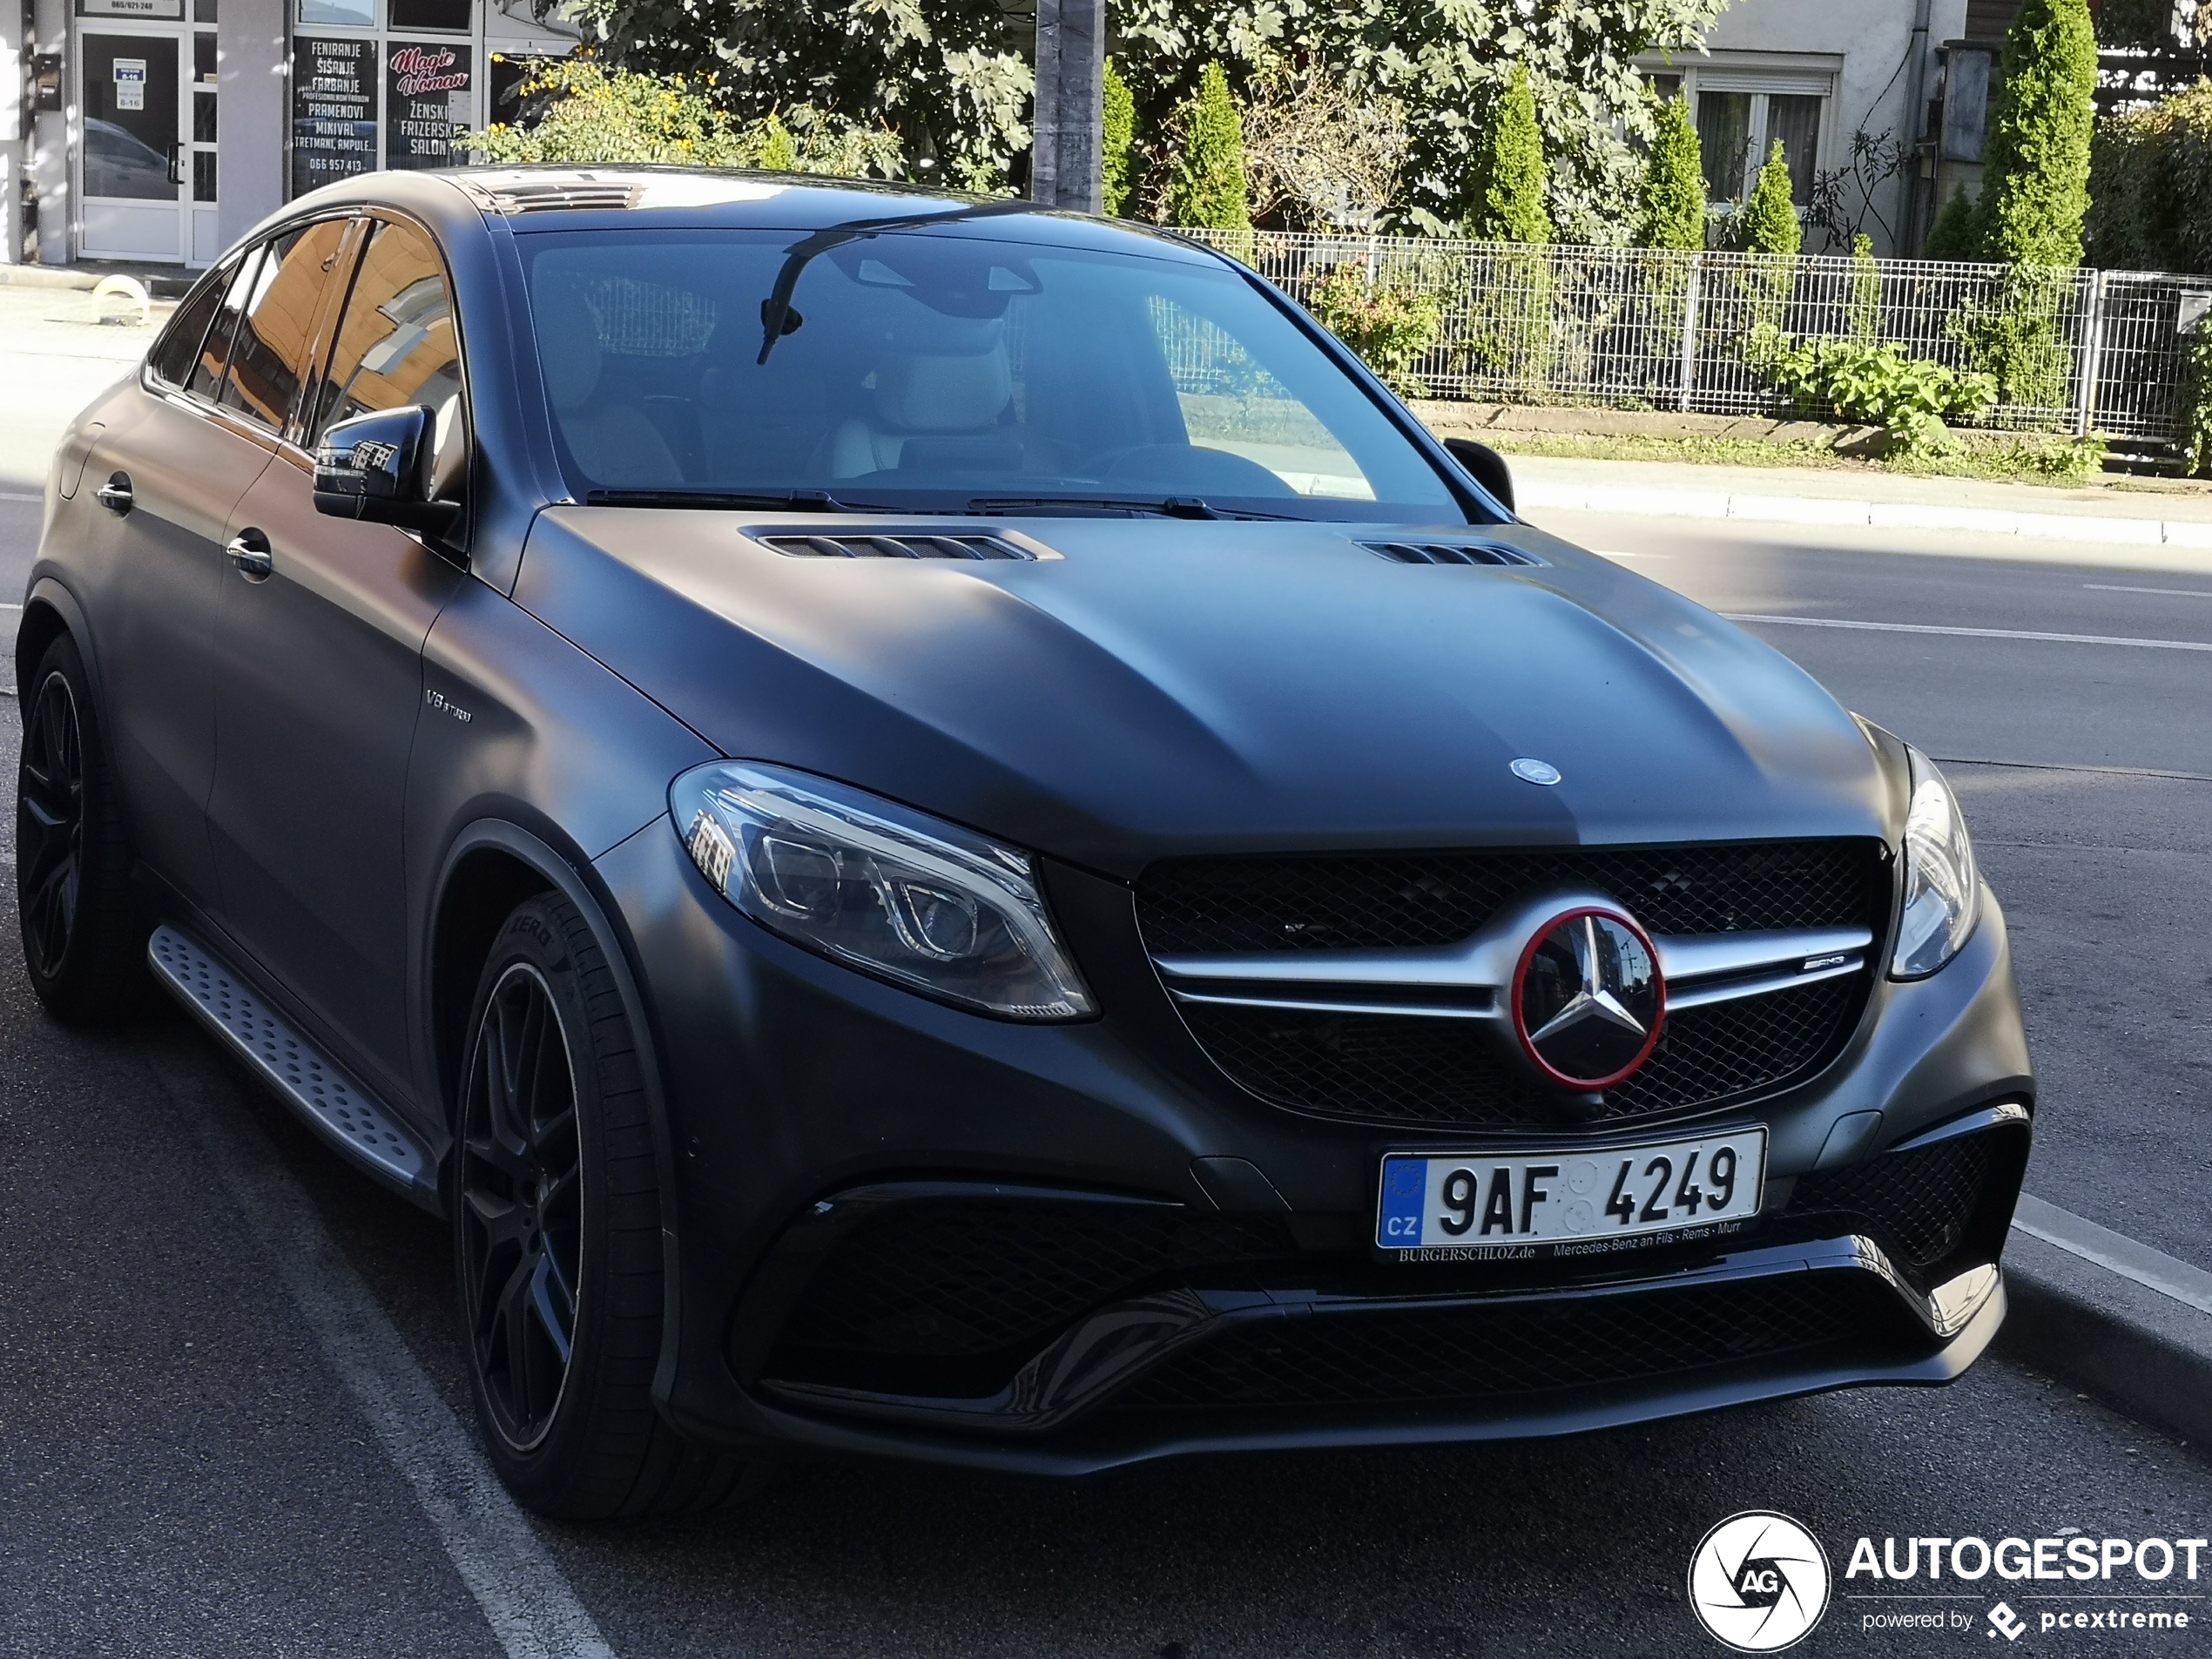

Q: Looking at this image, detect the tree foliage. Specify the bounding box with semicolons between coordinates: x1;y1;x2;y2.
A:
1102;57;1137;216
1972;0;2096;266
569;0;1028;190
1163;62;1252;229
1111;0;1729;242
1735;139;1802;256
1638;92;1705;249
1303;264;1443;393
1921;183;1979;259
1240;63;1408;229
2087;78;2212;273
1466;66;1552;242
462;57;902;174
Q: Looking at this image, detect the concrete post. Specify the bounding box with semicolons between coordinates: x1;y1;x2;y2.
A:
33;0;64;263
2;0;22;262
219;0;285;246
1029;0;1103;213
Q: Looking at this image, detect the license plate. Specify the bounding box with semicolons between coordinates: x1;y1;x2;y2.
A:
1374;1129;1768;1260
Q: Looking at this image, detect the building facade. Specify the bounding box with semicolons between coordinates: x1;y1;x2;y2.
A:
3;0;577;266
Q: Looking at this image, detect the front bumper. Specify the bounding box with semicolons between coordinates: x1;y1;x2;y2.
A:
593;823;2033;1473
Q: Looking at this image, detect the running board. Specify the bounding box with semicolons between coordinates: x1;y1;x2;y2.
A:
148;925;437;1203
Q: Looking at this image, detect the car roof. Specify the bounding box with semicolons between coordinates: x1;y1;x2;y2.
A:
278;165;1219;261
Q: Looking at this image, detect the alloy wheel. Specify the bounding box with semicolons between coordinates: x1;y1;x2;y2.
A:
18;670;85;980
459;962;584;1451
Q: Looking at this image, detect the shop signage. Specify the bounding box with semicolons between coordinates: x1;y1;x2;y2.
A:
386;42;471;168
291;37;377;197
75;0;185;17
113;57;146;111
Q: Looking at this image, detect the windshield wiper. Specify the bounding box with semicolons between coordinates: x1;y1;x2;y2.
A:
583;489;876;513
966;495;1261;521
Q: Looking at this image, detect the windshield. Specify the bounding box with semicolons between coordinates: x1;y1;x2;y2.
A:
516;226;1470;522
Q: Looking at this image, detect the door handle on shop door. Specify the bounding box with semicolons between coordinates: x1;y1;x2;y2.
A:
94;474;132;515
226;529;273;583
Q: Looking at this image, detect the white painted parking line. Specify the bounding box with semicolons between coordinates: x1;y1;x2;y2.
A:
2083;583;2212;598
2013;1194;2212;1319
1723;612;2212;653
0;491;40;503
161;1049;618;1659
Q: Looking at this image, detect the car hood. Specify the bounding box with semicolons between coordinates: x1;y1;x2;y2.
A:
516;509;1892;879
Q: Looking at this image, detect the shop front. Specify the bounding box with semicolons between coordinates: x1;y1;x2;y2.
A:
11;0;575;267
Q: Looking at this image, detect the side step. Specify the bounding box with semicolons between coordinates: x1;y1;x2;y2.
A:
148;924;438;1204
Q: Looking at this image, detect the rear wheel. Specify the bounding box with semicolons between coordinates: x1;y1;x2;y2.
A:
17;631;151;1022
455;892;761;1518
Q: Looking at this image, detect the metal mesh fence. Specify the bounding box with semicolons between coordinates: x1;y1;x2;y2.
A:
1186;229;2212;448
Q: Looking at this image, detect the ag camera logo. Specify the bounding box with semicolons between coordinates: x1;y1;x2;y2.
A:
1689;1511;1832;1652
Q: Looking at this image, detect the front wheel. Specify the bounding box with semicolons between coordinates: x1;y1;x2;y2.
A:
454;892;760;1518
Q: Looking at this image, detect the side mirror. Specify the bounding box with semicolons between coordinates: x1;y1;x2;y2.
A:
1442;436;1515;515
314;405;461;534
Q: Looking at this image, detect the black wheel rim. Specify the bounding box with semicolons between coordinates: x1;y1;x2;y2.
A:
17;669;85;981
459;963;583;1452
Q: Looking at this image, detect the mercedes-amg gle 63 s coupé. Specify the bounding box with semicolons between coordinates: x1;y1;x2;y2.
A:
24;168;2032;1518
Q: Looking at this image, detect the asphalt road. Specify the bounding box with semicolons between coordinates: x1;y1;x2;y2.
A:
0;488;2208;1656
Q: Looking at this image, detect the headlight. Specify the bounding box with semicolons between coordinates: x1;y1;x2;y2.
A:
671;761;1096;1021
1891;748;1980;979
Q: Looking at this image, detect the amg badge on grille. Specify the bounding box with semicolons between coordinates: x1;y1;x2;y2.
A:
1512;907;1666;1089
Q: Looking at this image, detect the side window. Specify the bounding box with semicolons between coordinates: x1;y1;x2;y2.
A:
217;218;354;435
308;218;462;456
185;244;266;403
149;261;230;388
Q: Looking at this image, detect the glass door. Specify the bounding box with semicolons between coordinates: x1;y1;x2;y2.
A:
78;30;187;261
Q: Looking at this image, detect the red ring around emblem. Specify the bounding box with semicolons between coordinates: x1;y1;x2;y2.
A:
1508;904;1668;1090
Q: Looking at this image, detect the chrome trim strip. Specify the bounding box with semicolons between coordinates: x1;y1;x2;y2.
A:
1170;988;1498;1020
1663;954;1865;1010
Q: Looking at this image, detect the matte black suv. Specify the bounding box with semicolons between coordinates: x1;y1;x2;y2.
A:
23;167;2032;1518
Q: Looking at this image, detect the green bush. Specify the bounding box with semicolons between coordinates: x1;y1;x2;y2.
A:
1756;329;1997;457
1465;66;1552;244
2087;78;2212;273
1922;185;1979;259
1102;57;1137;216
1737;140;1802;256
1164;62;1252;229
461;58;900;175
1305;264;1444;395
1973;0;2096;266
1844;233;1881;343
1639;94;1706;250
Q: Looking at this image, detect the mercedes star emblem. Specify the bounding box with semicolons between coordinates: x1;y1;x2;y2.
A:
1509;758;1562;786
1512;905;1666;1089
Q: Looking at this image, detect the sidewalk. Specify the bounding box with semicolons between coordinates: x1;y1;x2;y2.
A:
0;286;170;494
1504;453;2212;551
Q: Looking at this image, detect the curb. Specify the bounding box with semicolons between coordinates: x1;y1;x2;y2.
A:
1518;479;2212;552
1995;1194;2212;1448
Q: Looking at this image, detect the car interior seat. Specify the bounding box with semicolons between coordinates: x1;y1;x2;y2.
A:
535;281;685;489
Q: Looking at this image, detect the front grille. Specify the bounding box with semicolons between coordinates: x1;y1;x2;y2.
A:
1136;840;1884;956
1143;840;1884;1130
1791;1133;1994;1270
764;1201;1296;1394
1114;1272;1915;1413
1175;973;1862;1131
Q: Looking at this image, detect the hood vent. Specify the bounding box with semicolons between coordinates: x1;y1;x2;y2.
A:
1362;539;1543;568
757;531;1046;562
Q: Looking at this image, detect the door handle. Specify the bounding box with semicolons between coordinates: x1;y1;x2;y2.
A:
94;473;133;516
226;529;273;583
168;142;184;186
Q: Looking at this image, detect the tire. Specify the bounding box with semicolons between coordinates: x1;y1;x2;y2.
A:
453;892;762;1519
16;630;152;1022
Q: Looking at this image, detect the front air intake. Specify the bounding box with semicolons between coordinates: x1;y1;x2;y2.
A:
756;532;1042;562
1361;540;1543;567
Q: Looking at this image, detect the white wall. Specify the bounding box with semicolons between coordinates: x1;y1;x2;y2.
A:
1677;0;1970;253
220;0;289;248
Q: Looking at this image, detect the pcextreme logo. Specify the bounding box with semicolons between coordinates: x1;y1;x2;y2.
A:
1689;1511;1832;1652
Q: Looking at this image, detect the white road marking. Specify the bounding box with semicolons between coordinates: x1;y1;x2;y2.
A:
2084;583;2212;598
1723;612;2212;653
161;1052;619;1659
0;491;40;503
1595;550;1673;560
2013;1194;2212;1319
